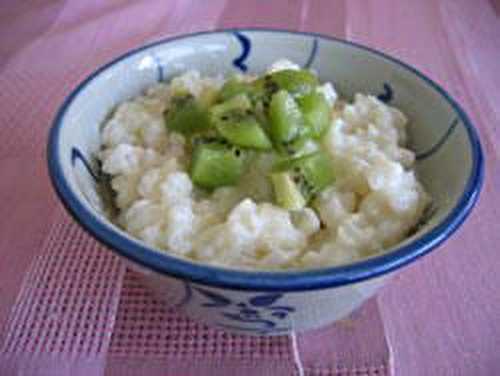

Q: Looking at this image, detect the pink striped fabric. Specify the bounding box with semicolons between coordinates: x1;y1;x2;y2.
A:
0;210;389;375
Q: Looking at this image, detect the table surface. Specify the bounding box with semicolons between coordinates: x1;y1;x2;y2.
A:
1;1;499;375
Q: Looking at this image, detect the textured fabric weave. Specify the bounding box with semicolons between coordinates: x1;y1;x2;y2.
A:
0;210;389;375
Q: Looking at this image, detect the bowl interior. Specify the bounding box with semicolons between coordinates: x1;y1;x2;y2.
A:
48;29;482;289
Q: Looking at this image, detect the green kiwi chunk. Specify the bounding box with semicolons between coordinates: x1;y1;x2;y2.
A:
218;78;255;102
215;116;272;150
273;151;334;204
210;94;272;150
280;129;318;157
270;172;307;210
297;91;331;138
164;92;211;134
266;69;319;96
268;90;305;144
190;141;247;190
212;92;252;113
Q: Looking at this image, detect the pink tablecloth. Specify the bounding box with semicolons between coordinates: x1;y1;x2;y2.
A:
0;1;499;375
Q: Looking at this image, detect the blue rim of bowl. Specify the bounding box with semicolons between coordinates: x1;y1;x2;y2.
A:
47;28;484;292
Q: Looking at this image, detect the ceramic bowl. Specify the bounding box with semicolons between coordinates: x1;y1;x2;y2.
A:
47;29;484;335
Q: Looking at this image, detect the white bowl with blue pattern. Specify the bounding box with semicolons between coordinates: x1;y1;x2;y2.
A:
47;29;484;335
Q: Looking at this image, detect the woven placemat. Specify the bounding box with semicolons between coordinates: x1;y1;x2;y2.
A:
0;209;390;376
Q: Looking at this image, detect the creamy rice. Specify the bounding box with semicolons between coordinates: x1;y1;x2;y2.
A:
99;61;430;270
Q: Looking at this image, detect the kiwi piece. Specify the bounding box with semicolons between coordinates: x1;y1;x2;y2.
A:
269;90;305;144
280;128;318;157
164;93;211;134
218;78;255;102
254;69;319;98
248;71;319;143
252;100;269;128
199;86;219;107
274;151;334;202
252;75;281;106
215;115;272;150
211;93;252;115
297;92;331;138
267;69;319;96
211;95;272;150
190;141;247;190
270;172;307;210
